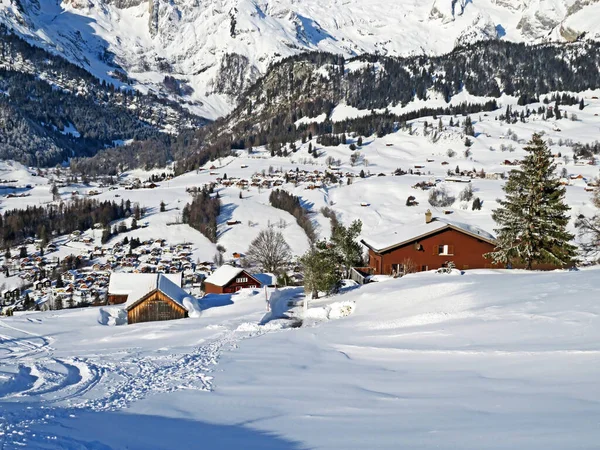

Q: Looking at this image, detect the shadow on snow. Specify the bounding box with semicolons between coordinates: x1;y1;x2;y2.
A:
0;402;308;449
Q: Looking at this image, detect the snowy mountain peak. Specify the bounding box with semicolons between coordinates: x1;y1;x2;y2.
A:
1;0;600;119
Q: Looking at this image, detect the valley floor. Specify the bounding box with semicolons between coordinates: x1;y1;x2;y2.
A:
1;269;599;449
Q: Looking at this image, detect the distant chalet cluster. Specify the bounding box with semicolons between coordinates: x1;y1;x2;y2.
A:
211;166;357;191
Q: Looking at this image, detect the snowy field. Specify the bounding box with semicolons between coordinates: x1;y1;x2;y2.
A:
0;269;599;448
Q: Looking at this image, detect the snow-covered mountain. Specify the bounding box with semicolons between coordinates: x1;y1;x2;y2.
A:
1;0;599;119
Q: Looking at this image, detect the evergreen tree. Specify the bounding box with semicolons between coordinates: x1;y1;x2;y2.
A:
160;201;166;212
463;116;475;136
51;184;60;201
53;295;63;311
23;293;33;310
330;220;363;278
487;133;576;269
300;243;340;299
579;98;585;110
101;227;111;244
38;226;49;249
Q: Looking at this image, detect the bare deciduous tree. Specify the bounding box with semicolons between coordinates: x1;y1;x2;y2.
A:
401;258;417;276
245;228;292;274
213;251;224;267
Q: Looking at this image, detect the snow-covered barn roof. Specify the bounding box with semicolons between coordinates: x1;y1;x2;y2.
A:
361;217;495;253
155;275;192;309
108;272;181;295
108;273;190;310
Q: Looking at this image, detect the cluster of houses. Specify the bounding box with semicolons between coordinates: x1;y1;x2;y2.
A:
213;167;356;191
1;238;266;315
1;249;109;310
103;239;206;286
0;236;212;312
3;248;59;278
46;270;110;309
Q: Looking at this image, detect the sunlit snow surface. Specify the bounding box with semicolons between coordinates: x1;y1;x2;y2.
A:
0;270;599;449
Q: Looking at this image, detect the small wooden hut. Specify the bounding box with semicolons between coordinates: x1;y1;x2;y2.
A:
107;273;193;325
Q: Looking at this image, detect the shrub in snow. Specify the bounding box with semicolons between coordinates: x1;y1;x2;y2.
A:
406;196;418;206
428;186;455;207
326;301;355;319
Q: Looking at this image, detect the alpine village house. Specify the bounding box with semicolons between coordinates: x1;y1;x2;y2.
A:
361;210;563;276
203;265;262;294
362;210;499;275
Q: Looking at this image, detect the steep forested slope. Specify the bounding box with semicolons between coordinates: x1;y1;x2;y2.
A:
0;26;207;166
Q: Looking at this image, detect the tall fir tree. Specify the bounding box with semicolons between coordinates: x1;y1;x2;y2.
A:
487;133;576;269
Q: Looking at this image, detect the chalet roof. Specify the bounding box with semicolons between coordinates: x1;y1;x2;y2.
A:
108;272;183;307
361;217;495;253
203;265;259;287
111;273;192;311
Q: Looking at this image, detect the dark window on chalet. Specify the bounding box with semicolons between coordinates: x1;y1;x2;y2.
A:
435;245;454;256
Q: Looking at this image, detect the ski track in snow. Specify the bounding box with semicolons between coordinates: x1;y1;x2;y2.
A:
0;321;271;448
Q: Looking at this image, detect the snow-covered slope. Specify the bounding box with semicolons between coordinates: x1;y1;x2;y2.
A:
1;269;599;448
1;0;599;118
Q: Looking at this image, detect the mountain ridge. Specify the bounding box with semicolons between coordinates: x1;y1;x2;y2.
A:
1;0;599;119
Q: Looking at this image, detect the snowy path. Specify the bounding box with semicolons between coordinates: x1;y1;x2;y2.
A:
0;328;245;406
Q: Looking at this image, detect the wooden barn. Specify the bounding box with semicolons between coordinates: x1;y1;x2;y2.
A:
204;265;262;294
107;273;193;325
126;275;192;325
361;211;560;275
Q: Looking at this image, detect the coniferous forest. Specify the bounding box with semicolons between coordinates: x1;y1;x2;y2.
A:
0;198;130;249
